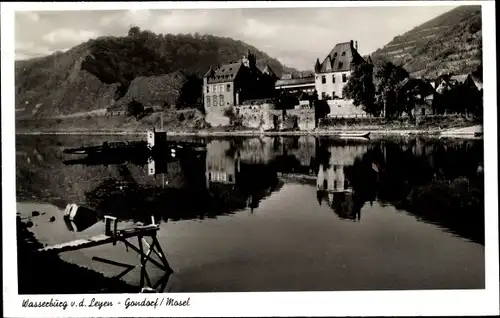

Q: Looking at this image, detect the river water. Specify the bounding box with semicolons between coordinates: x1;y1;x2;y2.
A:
15;134;485;292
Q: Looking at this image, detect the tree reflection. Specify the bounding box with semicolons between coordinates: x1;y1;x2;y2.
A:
17;135;484;244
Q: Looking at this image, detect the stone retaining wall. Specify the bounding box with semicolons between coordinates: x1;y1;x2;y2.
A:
235;105;315;131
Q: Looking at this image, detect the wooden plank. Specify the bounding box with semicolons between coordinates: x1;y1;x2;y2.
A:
36;225;160;254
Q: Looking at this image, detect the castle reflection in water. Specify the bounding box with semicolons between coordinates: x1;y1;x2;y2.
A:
15;134;484;243
143;136;482;223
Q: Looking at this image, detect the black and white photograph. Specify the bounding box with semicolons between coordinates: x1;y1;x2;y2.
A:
2;1;498;317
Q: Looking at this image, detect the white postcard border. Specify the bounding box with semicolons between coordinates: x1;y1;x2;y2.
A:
2;1;498;317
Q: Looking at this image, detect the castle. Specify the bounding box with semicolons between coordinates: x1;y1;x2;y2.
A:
314;40;366;100
202;51;278;111
202;41;369;128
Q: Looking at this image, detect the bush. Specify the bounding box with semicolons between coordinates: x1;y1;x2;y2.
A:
127;99;144;119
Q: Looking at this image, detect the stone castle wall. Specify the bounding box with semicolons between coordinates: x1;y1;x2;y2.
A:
234;104;316;131
327;99;368;118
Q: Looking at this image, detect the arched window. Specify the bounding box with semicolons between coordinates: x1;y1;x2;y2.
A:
219;94;224;106
206;96;211;107
226;84;231;92
213;95;218;107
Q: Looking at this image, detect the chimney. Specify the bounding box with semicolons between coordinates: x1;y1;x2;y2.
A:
355;41;358;51
350;40;354;48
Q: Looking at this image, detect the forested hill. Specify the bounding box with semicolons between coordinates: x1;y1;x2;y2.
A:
370;5;482;78
15;28;298;118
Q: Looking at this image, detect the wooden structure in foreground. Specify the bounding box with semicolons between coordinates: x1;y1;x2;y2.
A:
37;222;173;293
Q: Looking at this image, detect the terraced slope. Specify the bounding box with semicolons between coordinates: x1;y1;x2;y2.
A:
371;6;482;78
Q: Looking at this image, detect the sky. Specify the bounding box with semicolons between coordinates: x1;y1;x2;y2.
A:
14;5;459;70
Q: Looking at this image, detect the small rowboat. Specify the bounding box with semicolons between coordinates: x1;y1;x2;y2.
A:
63;204;100;232
339;132;371;139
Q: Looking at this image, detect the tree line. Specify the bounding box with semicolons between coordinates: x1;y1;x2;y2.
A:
342;59;483;119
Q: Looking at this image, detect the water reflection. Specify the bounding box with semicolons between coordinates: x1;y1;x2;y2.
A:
16;135;484;244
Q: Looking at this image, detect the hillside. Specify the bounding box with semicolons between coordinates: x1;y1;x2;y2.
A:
15;29;298;118
371;5;482;78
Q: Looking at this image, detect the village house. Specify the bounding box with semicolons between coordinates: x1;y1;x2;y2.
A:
314;40;366;100
202;51;278;112
434;73;483;93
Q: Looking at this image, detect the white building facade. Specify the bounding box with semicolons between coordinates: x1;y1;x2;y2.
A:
314;40;365;100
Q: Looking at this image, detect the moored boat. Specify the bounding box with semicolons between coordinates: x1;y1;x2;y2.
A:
339;132;371;139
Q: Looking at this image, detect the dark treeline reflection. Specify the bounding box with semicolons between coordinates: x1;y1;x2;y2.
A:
16;135;483;243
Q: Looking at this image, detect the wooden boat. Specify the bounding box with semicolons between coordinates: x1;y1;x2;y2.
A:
339;132;371;139
63;204;100;232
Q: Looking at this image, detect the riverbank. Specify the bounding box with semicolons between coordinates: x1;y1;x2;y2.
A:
15;125;483;139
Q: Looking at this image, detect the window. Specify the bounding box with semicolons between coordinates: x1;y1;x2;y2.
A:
219;94;224;106
321;75;326;84
321;92;326;99
213;95;218;107
334;180;337;189
219;84;224;92
206;96;211;106
338;62;343;69
342;74;347;83
226;84;231;92
332;74;336;83
206;86;209;93
341;52;346;56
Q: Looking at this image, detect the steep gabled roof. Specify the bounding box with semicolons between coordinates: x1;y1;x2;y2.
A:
450;74;469;84
206;62;243;84
471;74;483;90
262;64;276;77
317;41;365;73
204;67;214;78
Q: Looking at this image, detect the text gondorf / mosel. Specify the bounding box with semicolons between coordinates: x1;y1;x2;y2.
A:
124;297;191;309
